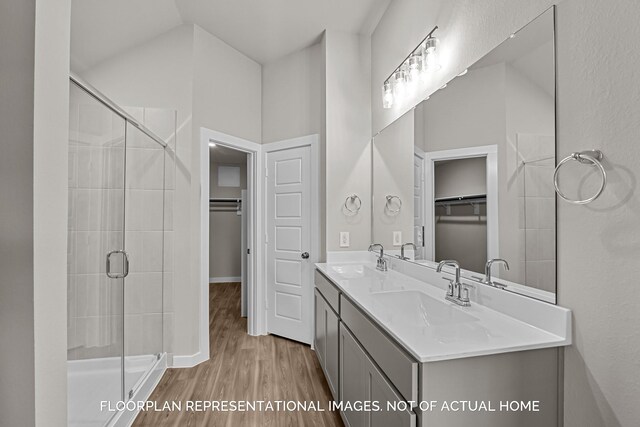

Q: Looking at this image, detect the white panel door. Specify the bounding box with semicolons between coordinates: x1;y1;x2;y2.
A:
413;151;425;259
266;146;312;343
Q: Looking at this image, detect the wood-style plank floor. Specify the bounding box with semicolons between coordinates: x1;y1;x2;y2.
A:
133;282;343;427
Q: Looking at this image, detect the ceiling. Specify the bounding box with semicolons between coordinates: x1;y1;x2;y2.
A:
71;0;390;71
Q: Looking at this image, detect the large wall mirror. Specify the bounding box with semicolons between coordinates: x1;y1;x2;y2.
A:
372;7;556;303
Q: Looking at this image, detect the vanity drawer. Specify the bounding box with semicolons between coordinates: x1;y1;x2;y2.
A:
315;270;340;313
340;295;418;404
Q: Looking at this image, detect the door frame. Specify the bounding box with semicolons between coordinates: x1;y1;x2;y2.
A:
263;134;320;344
200;128;264;363
424;144;499;262
414;146;426;259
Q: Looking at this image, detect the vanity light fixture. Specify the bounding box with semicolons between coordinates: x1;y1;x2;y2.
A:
382;26;440;109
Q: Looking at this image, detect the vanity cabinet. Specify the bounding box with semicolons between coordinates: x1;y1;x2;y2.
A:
314;266;564;427
314;288;339;399
340;323;416;427
340;295;418;403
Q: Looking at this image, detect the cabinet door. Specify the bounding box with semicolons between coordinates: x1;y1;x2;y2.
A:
314;289;326;367
340;323;415;427
325;304;339;399
365;355;416;427
340;323;367;427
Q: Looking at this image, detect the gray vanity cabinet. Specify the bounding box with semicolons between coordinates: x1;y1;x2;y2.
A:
314;288;339;399
315;268;562;427
339;323;416;427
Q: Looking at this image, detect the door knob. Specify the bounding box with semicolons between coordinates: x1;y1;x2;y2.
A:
301;252;310;259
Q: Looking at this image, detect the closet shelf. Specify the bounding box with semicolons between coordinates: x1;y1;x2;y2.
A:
434;194;486;206
209;198;242;203
435;194;486;216
209;198;242;214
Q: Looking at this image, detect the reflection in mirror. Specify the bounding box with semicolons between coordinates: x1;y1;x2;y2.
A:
372;112;414;253
434;158;487;273
372;7;556;302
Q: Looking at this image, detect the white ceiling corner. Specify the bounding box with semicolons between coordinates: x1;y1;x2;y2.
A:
72;0;390;69
71;0;183;72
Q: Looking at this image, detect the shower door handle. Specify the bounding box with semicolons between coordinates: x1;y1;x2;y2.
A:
106;250;130;279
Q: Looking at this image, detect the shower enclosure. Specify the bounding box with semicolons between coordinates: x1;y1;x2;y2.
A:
67;77;175;427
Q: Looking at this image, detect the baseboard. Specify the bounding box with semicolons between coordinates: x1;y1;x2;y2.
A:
209;276;241;283
172;351;209;368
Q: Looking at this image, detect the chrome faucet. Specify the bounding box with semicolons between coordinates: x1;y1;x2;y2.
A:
400;242;417;260
484;258;510;289
436;260;473;307
368;243;388;271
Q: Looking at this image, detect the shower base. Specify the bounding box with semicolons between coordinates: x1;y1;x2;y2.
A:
68;353;166;427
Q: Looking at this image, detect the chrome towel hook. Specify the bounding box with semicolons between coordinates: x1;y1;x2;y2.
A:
553;149;606;205
344;194;362;215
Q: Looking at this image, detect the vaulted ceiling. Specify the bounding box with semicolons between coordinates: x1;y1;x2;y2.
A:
71;0;390;71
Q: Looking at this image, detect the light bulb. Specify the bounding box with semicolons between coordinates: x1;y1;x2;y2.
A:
408;54;422;82
393;70;407;101
425;35;438;53
458;68;468;76
422;36;441;72
209;142;217;147
382;81;394;109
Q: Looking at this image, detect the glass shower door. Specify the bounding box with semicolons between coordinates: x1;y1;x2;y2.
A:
67;82;126;427
123;122;165;398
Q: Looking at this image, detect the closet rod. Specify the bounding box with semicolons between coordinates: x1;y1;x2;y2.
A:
209;198;242;203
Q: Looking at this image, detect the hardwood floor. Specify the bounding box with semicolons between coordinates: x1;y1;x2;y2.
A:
133;282;344;427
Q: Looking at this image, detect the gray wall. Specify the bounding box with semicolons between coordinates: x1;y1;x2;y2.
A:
262;43;322;144
0;2;36;425
324;31;373;252
0;0;71;425
373;0;640;425
434;158;487;199
372;111;415;248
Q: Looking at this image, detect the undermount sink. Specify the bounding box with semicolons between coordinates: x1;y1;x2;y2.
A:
330;264;366;279
371;290;478;327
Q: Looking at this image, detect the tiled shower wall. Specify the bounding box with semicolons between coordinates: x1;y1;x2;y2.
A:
517;133;556;292
125;107;176;363
67;83;176;362
68;86;126;360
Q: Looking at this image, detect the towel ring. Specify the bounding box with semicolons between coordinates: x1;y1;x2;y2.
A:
553;150;606;205
385;195;402;215
344;194;362;214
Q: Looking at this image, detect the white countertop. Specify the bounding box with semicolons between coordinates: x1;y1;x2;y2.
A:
316;262;571;363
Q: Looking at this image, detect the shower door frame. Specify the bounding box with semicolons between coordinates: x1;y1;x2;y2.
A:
69;74;169;425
